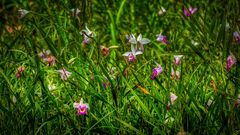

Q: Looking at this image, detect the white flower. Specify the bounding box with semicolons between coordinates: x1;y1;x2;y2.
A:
80;26;95;44
71;8;81;16
57;68;71;80
18;9;29;19
158;7;166;16
122;44;142;62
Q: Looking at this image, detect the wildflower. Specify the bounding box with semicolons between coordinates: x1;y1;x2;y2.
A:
158;7;166;16
18;9;29;19
191;40;199;46
38;50;51;59
183;6;197;17
73;98;89;115
16;65;25;79
100;46;110;57
122;44;142;62
151;64;163;80
167;92;177;111
226;53;236;72
171;68;180;80
233;31;240;43
70;8;81;17
235;94;240;108
174;55;183;66
206;99;213;108
102;78;111;88
156;33;169;45
80;26;94;45
126;34;150;51
225;22;230;30
45;56;56;66
57;68;71;80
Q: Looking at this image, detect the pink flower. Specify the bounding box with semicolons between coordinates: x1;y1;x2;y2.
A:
233;31;240;43
226;53;236;72
44;56;56;66
73;98;89;115
174;55;183;66
183;6;197;17
151;64;163;80
156;33;169;45
167;92;177;111
171;68;180;80
16;66;25;79
57;68;71;80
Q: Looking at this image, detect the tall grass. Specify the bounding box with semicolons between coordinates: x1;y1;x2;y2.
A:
0;0;239;134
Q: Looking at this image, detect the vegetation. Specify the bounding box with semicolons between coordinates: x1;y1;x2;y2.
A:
0;0;239;134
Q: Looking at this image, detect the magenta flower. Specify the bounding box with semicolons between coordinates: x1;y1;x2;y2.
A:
57;68;71;80
122;44;142;62
183;6;197;17
174;55;183;66
233;31;240;43
167;92;177;111
151;64;163;80
226;53;236;72
73;98;89;115
156;33;169;45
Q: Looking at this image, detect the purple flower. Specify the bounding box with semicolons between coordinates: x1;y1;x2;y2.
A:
174;55;183;66
57;68;71;80
156;33;169;45
151;64;163;80
183;6;197;17
73;98;89;115
226;53;236;72
38;50;51;59
233;31;240;43
122;44;142;62
80;26;94;45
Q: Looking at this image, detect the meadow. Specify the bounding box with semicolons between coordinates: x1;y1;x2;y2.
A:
0;0;240;134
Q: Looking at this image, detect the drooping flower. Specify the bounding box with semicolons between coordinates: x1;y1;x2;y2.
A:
80;26;94;45
122;44;142;62
70;8;81;17
18;9;29;19
171;68;180;80
57;68;71;80
167;92;178;111
183;6;197;17
73;98;89;115
174;55;183;66
156;33;169;45
151;64;163;80
226;53;236;72
233;31;240;43
16;65;25;79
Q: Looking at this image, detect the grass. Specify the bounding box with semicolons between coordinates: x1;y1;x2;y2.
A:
0;0;240;134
